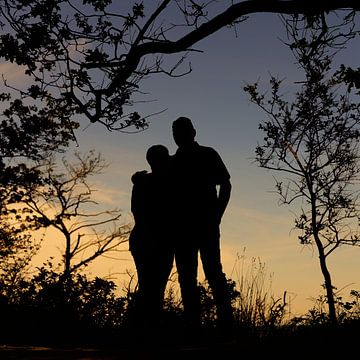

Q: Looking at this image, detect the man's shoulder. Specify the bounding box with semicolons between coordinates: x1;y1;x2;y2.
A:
197;144;217;152
196;144;221;158
172;143;222;162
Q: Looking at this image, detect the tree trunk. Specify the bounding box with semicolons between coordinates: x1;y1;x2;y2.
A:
64;232;71;283
313;231;337;325
310;192;337;325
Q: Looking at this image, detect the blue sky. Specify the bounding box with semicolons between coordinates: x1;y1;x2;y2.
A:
3;5;360;316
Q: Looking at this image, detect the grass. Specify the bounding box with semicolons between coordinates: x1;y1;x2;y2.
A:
1;252;359;358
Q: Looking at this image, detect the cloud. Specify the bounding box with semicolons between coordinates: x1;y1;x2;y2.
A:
91;180;130;207
0;62;28;84
221;204;296;248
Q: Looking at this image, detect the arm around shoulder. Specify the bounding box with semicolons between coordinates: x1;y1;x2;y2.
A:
131;170;148;184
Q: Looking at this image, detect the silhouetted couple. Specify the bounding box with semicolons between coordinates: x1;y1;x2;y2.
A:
129;117;233;334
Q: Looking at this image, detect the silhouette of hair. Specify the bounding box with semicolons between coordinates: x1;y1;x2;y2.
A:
172;117;195;132
172;117;196;146
146;144;169;170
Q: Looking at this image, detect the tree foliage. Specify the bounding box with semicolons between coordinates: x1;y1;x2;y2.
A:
0;0;359;135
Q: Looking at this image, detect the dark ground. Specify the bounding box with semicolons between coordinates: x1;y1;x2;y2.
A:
1;322;358;359
0;329;274;360
0;339;249;360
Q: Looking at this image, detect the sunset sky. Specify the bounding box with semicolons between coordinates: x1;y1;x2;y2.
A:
2;3;360;316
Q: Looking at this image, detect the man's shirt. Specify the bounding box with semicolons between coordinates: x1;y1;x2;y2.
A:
172;142;230;225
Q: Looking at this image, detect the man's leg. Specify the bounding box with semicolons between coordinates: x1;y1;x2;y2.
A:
200;228;234;328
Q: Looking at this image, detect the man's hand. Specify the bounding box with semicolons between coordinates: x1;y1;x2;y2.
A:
217;179;232;223
131;170;148;184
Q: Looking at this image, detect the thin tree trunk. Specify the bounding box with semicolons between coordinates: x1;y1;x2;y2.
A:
310;191;337;325
313;231;337;325
64;232;71;283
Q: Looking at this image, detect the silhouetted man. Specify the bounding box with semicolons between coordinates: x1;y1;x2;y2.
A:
129;144;174;330
171;116;233;329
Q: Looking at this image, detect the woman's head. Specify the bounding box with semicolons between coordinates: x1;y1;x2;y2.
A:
146;144;170;172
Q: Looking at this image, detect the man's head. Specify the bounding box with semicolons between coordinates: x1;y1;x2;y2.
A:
172;117;196;147
146;144;170;173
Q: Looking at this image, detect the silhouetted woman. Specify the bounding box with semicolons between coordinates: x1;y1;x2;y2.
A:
129;144;174;330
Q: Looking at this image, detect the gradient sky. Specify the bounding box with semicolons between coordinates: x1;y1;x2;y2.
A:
3;4;360;316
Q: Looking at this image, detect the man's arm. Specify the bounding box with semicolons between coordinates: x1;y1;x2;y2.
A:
217;178;232;224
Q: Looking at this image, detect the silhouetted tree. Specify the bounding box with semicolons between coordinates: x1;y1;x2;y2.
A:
0;221;40;300
0;165;43;297
0;1;359;133
244;15;360;325
19;150;130;282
